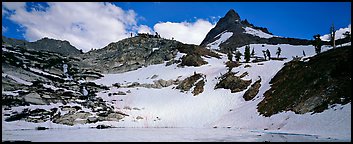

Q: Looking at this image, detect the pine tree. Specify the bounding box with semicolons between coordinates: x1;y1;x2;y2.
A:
343;31;351;40
235;50;242;62
330;23;336;48
302;50;306;56
266;49;271;60
227;50;233;62
244;45;251;62
276;47;281;58
313;34;322;54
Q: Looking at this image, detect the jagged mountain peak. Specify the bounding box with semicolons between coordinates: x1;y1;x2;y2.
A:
200;9;312;52
223;9;241;22
214;9;242;29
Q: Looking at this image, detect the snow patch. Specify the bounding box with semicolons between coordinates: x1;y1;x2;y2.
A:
206;31;233;50
2;73;33;86
244;27;279;38
29;67;61;78
152;47;159;52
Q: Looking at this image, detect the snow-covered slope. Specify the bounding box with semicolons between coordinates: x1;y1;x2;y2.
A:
320;24;351;41
244;27;279;38
90;43;348;133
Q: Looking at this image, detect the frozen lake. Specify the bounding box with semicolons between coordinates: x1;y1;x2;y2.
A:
2;127;349;142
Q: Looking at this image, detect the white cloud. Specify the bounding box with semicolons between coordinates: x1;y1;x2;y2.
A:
137;25;153;34
2;2;26;11
3;2;138;52
153;19;215;45
320;24;351;41
3;2;216;51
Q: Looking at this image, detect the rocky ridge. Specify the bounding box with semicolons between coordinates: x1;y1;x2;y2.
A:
2;36;82;56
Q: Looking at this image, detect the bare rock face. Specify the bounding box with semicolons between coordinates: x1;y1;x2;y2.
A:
243;77;262;101
97;111;127;122
215;72;252;93
192;80;205;96
176;73;203;92
87;116;99;123
24;93;47;105
179;54;208;67
53;112;91;126
117;79;179;89
117;91;127;95
176;73;206;96
79;36;182;74
257;46;351;117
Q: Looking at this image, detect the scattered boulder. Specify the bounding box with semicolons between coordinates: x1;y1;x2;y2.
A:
41;94;52;99
112;83;120;88
153;79;175;88
97;111;126;122
96;124;112;129
24;92;47;105
123;106;132;110
244;65;252;68
87;116;99;123
117;91;127;95
151;74;158;79
239;72;249;78
53;112;91;126
36;126;48;130
136;116;144;120
127;82;140;88
106;112;125;121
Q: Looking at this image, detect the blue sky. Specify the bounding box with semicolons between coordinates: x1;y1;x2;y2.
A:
117;2;351;39
2;2;351;51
